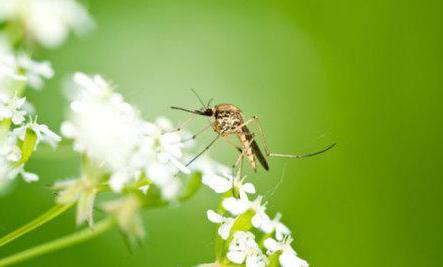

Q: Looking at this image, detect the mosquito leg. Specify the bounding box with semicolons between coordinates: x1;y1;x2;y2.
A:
230;135;256;198
185;134;220;167
250;116;335;158
232;136;255;171
248;116;271;156
221;137;243;153
180;123;213;143
165;113;197;134
269;143;336;158
232;116;270;154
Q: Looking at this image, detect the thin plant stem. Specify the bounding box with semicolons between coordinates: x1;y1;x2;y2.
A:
0;203;74;247
0;217;114;267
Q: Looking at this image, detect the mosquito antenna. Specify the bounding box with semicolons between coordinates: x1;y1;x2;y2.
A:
206;98;214;108
270;143;336;159
190;88;206;108
186;135;220;167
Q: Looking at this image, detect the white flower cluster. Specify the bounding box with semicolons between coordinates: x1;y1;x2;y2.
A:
0;53;60;189
205;171;309;267
58;72;224;233
0;75;60;188
0;0;94;48
61;72;197;195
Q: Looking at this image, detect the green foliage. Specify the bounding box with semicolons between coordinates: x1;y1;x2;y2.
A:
15;127;37;167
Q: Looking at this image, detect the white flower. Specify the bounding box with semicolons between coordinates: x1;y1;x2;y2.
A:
102;195;145;240
264;236;308;267
140;117;192;199
0;135;21;163
16;54;54;89
142;117;191;175
270;213;291;241
0;94;27;124
202;171;255;195
0;133;39;184
62;73;143;191
0;54;26;82
54;177;99;226
223;194;273;233
207;209;235;240
227;231;268;267
0;0;94;48
0;136;39;184
15;118;61;148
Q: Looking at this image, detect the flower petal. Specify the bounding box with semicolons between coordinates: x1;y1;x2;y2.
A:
202;173;232;193
223;197;249;215
207;209;223;223
227;251;246;264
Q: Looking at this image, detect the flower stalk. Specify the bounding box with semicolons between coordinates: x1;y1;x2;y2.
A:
0;203;74;247
0;217;114;267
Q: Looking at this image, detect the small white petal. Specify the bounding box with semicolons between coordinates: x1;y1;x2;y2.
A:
21;171;39;182
207;210;223;223
223;197;249;215
202;174;232;193
264;238;280;253
227;251;246;264
242;182;256;194
280;251;309;267
218;224;231;240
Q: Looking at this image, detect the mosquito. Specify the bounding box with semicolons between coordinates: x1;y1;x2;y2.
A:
171;91;335;174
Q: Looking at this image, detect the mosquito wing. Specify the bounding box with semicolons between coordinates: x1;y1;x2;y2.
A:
243;126;270;171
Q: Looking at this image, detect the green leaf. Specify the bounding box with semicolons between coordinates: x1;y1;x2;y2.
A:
14;127;37;167
177;172;202;201
230;209;255;234
267;252;281;267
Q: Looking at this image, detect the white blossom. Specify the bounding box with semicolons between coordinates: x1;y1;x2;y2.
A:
140;117;191;199
142;117;191;175
202;171;255;196
0;133;41;187
227;231;268;267
16;54;54;89
102;195;145;240
62;73;191;195
0;0;94;48
0;54;26;82
62;72;143;191
0;94;26;124
270;213;291;241
15;118;61;148
54;177;99;226
223;194;273;233
264;236;308;267
207;209;235;240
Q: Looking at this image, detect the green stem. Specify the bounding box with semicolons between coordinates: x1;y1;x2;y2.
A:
0;203;74;247
0;217;114;267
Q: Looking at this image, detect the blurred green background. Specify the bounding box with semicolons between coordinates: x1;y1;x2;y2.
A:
1;0;442;266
